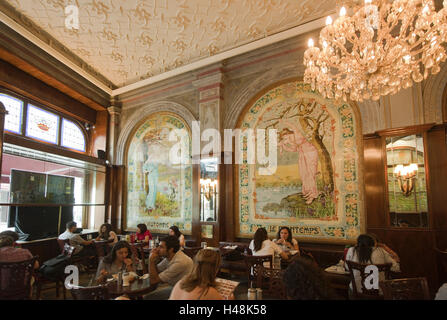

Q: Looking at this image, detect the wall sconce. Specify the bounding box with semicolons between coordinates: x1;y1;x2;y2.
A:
200;178;218;221
393;163;418;197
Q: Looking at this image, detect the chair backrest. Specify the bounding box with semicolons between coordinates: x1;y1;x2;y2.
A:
380;277;430;300
183;246;202;259
93;241;108;258
62;243;76;258
70;285;110;300
57;239;69;254
435;248;447;283
243;254;273;288
0;255;38;300
255;266;287;299
345;260;392;299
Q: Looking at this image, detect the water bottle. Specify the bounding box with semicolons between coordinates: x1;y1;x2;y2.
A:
117;271;123;288
155;236;159;247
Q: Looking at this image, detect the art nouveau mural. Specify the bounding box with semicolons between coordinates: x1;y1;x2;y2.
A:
236;81;364;242
126;112;192;235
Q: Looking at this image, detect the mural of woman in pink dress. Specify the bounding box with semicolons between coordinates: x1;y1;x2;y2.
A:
278;118;319;204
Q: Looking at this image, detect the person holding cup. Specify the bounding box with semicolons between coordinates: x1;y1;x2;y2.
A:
96;241;137;284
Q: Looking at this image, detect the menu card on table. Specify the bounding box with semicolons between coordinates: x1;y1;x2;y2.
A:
215;277;239;300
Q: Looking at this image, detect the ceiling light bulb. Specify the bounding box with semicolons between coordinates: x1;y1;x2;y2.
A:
326;16;333;25
308;38;314;48
340;7;347;17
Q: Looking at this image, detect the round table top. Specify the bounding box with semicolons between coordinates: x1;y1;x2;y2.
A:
105;277;157;298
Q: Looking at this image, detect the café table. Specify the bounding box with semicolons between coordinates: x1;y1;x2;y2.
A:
105;277;158;300
324;266;351;299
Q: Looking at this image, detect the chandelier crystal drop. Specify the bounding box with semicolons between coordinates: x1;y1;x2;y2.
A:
303;0;447;102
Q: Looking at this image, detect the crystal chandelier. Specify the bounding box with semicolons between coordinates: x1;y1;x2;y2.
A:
304;0;447;102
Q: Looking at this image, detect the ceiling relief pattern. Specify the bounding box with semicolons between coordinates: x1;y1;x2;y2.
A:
3;0;336;88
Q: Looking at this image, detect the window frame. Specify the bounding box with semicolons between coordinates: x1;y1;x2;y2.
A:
0;89;88;154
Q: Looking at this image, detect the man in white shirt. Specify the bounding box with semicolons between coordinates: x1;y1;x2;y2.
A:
58;221;94;256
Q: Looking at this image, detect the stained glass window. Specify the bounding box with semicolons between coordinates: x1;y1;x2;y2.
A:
26;104;59;144
0;93;23;134
61;119;86;152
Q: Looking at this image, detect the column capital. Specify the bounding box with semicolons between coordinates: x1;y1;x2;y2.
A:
192;72;225;88
107;106;122;117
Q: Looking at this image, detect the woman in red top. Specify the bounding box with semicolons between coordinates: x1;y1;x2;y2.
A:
136;223;152;247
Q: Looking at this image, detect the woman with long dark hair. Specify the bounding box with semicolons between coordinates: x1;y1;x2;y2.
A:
345;234;400;293
95;241;136;283
169;225;185;248
96;223;118;246
273;226;299;251
249;227;288;260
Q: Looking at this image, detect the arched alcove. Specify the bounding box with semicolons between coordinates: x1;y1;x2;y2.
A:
232;79;365;243
118;102;196;235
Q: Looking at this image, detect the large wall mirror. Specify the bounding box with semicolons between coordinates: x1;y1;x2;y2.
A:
385;134;428;228
200;156;219;222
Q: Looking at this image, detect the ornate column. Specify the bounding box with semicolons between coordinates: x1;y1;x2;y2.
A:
192;66;226;246
107;98;121;165
192;66;225;155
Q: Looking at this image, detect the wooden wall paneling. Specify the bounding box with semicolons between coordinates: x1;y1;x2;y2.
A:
426;126;447;230
191;160;201;245
0;60;97;123
363;135;387;227
110;165;124;233
368;227;438;296
0;22;111;109
89;110;108;159
223;151;235;242
4;134;106;165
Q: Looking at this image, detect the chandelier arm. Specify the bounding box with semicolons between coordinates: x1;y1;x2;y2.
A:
409;25;439;52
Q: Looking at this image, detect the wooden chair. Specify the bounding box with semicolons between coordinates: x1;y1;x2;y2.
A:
435;248;447;285
380;277;430;300
345;260;392;300
70;285;111;300
58;238;96;270
183;246;202;260
255;265;287;299
0;256;38;300
243;254;273;289
35;243;75;300
129;243;148;275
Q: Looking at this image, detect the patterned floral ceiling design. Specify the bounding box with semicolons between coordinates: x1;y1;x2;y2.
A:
3;0;337;87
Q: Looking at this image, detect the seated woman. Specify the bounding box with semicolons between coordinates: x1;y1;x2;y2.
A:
96;223;118;247
169;225;185;248
96;241;136;284
169;248;232;300
273;226;300;251
249;227;289;262
136;223;152;248
367;233;400;263
283;257;337;299
344;234;400;294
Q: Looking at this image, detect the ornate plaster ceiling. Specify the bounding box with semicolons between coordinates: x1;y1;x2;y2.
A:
2;0;337;88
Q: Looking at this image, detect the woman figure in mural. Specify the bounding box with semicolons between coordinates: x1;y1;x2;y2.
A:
142;129;165;212
143;156;159;211
278;118;319;204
